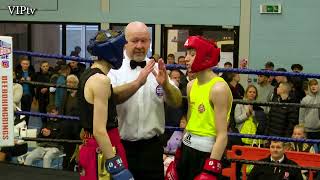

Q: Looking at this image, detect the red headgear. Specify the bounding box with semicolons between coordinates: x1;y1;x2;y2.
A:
184;36;220;73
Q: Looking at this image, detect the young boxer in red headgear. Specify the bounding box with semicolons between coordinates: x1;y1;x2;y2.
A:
165;36;233;180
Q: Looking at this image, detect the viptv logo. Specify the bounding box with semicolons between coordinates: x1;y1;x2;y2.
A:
8;5;37;15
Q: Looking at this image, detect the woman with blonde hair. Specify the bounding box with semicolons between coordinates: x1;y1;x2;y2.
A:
234;84;265;145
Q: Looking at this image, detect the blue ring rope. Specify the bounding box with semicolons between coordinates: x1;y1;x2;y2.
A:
14;111;320;144
14;50;320;78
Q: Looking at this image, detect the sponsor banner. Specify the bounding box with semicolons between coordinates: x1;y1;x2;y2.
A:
0;36;14;147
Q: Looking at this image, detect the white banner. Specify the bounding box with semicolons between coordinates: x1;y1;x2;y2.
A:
0;36;14;147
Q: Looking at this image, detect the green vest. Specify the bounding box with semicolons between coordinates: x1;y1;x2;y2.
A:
186;77;231;137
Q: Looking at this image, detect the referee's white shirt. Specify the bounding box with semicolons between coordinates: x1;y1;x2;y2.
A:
108;52;176;141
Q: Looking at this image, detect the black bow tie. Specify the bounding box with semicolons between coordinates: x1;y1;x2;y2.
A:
130;60;146;69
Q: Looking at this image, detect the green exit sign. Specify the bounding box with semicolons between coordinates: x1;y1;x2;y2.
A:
260;4;282;14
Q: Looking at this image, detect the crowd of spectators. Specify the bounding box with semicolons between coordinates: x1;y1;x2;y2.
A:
1;50;319;179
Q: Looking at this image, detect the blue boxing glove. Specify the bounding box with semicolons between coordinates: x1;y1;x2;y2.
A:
106;155;134;180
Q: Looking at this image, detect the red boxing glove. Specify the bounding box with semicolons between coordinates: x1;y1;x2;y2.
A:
165;161;179;180
165;148;182;180
194;158;222;180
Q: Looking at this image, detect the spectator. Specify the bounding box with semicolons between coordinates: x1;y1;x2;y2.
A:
235;85;264;145
108;21;182;180
291;64;303;73
285;124;315;153
163;117;186;174
264;61;276;86
177;56;186;65
285;124;315;180
267;82;299;137
70;46;81;57
224;61;233;68
248;141;303;180
68;60;86;80
290;64;308;101
164;70;187;142
15;56;35;125
225;72;245;132
225;73;245;100
60;74;81;171
264;61;274;71
55;65;70;112
299;79;320;146
24;105;63;168
220;62;233;81
255;71;274;112
167;53;176;64
35;61;52;125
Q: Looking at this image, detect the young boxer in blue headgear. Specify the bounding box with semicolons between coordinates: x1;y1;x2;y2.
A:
78;30;155;180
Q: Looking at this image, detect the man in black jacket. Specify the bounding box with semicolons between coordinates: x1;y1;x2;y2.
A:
248;141;303;180
24;104;63;168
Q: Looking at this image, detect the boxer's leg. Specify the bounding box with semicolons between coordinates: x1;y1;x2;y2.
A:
107;128;128;168
79;140;98;180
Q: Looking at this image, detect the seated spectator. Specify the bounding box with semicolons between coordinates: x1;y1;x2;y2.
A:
285;124;314;153
285;124;315;180
164;117;186;154
24;105;63;168
248;141;303;180
163;117;186;174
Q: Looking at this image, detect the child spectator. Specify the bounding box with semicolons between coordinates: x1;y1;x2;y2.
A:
163;117;186;174
285;124;315;153
24;104;63;168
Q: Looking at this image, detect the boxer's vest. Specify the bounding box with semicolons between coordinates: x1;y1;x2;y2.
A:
186;76;231;137
78;68;118;133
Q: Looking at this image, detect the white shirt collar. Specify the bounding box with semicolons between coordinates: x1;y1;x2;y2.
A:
271;155;285;163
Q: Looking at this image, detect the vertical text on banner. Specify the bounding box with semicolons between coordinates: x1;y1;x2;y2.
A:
0;36;14;147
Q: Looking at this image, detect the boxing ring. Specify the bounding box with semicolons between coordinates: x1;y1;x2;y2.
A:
0;162;79;180
2;42;320;179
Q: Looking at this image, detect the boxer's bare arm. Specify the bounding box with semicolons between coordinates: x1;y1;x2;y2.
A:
209;82;232;160
113;60;155;104
86;74;115;159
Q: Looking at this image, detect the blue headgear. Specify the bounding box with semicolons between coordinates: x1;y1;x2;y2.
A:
87;30;126;70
